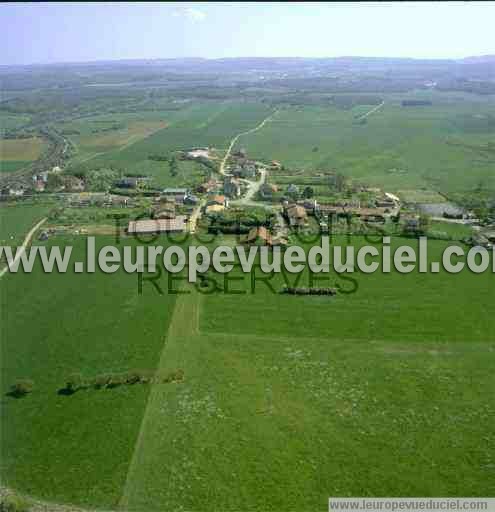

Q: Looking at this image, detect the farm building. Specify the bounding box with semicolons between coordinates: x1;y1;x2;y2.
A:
224;177;241;198
205;204;225;214
103;195;132;208
187;147;210;159
208;195;229;207
64;176;85;192
375;197;396;209
196;179;218;194
9;187;25;197
127;216;187;234
297;199;318;213
285;204;307;227
162;188;188;204
287;184;299;195
184;194;199;205
115;176;151;189
245;226;273;246
260;183;278;199
34;179;46;192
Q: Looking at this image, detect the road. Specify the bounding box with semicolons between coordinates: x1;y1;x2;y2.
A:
219;111;277;175
188;197;207;234
356;101;385;121
0;217;48;279
189;111;276;233
235;168;267;205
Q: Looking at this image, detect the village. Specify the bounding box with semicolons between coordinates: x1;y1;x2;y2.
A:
2;145;494;249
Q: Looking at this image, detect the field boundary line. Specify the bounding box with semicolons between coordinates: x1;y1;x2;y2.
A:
202;330;493;347
118;289;201;509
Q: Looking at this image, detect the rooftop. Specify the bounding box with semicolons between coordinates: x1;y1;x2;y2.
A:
127;216;187;234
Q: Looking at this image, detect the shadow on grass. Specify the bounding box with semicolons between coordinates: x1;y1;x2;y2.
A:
57;387;76;396
5;390;30;399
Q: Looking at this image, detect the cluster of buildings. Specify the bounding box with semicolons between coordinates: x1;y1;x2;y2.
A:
114;176;151;190
161;188;199;205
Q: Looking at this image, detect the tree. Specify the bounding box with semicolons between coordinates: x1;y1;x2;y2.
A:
65;373;84;394
9;380;34;398
418;214;430;235
169;155;179;177
335;173;345;193
302;186;314;199
0;494;29;512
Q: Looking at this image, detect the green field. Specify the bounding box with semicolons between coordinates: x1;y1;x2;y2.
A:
1;236;178;507
0;160;32;173
2;234;494;509
0;113;31;132
69;101;273;169
0;202;53;246
233;93;495;195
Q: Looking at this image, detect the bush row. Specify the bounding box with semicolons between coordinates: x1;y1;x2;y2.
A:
280;286;337;296
61;369;184;394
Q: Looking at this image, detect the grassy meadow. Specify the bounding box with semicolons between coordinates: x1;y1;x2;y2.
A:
2;233;494;509
2;88;495;510
0;137;47;173
68;101;273;170
1;236;178;507
0;202;53;246
233;92;495;196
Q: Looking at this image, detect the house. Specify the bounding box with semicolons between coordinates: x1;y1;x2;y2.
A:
232;163;257;179
187;147;210;159
270;160;282;170
104;195;131;208
205;204;225;214
115;176;150;189
162;188;188;204
9;187;25;197
287;184;299;195
33;171;49;183
241;163;257;179
224;177;241;198
483;230;495;243
184;194;199;205
245;226;273;246
233;148;247;158
64;176;85;192
297;199;318;213
401;214;421;233
375;197;396;209
469;233;492;249
197;179;218;194
285;204;307;227
51;166;62;174
69;197;91;207
317;204;347;217
353;207;387;223
127;216;187;234
34;179;46;192
208;195;229;207
259;183;275;199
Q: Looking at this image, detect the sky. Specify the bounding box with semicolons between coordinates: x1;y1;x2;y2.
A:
1;2;494;66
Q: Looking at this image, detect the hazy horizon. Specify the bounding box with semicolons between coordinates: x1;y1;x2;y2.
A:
2;54;495;69
2;2;495;66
